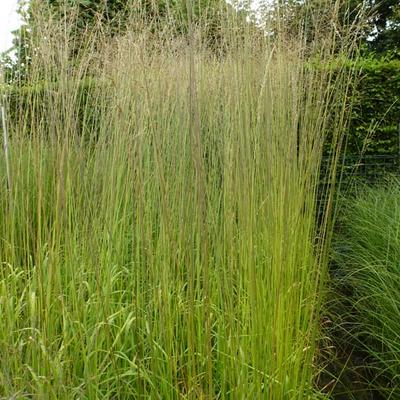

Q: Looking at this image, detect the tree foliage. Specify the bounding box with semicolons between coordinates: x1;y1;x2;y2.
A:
368;0;400;54
265;0;400;56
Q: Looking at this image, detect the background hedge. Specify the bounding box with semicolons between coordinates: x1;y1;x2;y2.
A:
348;58;400;156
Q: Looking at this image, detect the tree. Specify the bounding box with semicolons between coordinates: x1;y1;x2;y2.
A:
262;0;400;57
367;0;400;54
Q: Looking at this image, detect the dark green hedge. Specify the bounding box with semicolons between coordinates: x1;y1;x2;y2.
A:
348;58;400;155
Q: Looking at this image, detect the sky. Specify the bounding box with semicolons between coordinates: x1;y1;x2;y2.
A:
0;0;22;53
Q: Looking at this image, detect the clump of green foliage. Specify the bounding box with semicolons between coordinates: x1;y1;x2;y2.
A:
0;1;360;398
330;181;400;398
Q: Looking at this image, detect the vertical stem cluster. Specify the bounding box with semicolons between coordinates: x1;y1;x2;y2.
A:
0;2;360;399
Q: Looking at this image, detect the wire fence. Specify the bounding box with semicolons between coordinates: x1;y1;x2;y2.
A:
340;153;400;183
317;152;400;216
335;120;400;185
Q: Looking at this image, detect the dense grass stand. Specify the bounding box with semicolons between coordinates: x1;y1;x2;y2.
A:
0;2;362;399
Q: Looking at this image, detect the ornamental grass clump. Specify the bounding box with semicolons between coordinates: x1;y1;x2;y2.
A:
1;1;361;398
331;182;400;398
